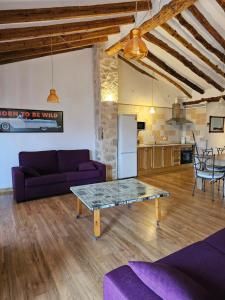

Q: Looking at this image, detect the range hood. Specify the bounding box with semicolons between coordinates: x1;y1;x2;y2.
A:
166;102;192;125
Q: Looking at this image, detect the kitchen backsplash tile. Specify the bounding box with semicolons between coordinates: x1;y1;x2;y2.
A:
118;104;207;146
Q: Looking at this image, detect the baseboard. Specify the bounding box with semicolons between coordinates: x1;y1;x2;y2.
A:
0;188;13;195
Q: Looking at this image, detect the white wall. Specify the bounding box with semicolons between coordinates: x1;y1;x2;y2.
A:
119;58;187;107
206;102;225;149
0;48;95;188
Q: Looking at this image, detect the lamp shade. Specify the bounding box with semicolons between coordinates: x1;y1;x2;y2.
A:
124;28;148;60
47;88;59;103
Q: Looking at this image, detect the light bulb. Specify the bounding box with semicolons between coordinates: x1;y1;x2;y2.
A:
105;94;114;102
149;107;156;114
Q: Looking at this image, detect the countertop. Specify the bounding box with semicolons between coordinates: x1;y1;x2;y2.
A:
138;143;194;148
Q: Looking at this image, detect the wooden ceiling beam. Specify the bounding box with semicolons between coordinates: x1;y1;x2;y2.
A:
161;23;225;77
0;1;152;24
0;15;134;42
146;51;204;94
0;46;92;65
144;32;224;91
0;26;120;53
188;5;225;49
0;37;107;64
216;0;225;12
105;0;197;56
183;95;225;106
137;60;192;98
118;54;156;80
176;13;225;63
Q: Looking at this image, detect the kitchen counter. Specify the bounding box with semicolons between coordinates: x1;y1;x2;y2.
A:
138;143;194;148
137;143;194;176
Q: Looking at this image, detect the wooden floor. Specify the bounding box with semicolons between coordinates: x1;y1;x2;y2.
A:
1;168;225;300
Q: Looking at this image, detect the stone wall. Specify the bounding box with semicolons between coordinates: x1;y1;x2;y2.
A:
93;44;118;180
118;103;208;147
183;106;207;148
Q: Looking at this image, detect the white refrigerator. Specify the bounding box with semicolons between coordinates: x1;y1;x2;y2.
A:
118;114;137;179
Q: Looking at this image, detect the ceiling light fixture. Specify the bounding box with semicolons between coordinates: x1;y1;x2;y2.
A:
123;1;148;60
47;37;59;103
149;106;156;114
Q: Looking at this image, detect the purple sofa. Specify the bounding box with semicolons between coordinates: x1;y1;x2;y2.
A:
104;228;225;300
12;150;106;202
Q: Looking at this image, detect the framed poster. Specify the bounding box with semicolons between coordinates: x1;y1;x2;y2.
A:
209;116;224;133
0;108;63;133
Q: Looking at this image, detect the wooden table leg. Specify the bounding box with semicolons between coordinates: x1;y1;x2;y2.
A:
155;198;161;227
94;209;101;239
76;198;82;219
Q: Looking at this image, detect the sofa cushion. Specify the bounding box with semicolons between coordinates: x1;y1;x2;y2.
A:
57;150;90;172
78;161;96;171
204;228;225;255
66;170;100;182
19;151;58;175
128;262;209;300
25;173;66;187
20;166;40;177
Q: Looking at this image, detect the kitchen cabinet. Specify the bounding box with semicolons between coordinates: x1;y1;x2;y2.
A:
137;147;152;174
173;146;181;166
138;144;193;175
138;147;146;172
163;146;173;167
146;147;153;170
152;147;163;168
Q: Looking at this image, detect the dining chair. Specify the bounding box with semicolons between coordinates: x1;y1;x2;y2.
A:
202;147;214;156
192;154;225;201
206;150;225;192
217;147;225;155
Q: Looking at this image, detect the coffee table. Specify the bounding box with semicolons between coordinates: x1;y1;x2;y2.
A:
70;178;170;239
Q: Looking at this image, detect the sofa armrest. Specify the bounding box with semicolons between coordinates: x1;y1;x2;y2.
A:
11;167;25;202
91;160;106;181
104;266;160;300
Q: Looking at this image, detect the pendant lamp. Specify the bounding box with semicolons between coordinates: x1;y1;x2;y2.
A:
149;106;156;114
123;1;148;60
124;28;148;60
47;37;59;103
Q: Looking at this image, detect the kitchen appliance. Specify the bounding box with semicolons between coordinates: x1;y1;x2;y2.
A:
181;147;193;164
118;115;137;179
137;121;145;130
166;101;192;125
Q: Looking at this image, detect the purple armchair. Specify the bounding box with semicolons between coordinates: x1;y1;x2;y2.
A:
104;228;225;299
12;150;106;202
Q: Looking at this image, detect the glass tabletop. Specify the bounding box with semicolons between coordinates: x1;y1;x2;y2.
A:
70;178;170;211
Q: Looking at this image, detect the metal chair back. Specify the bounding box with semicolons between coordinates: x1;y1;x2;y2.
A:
202;148;213;156
193;154;215;179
